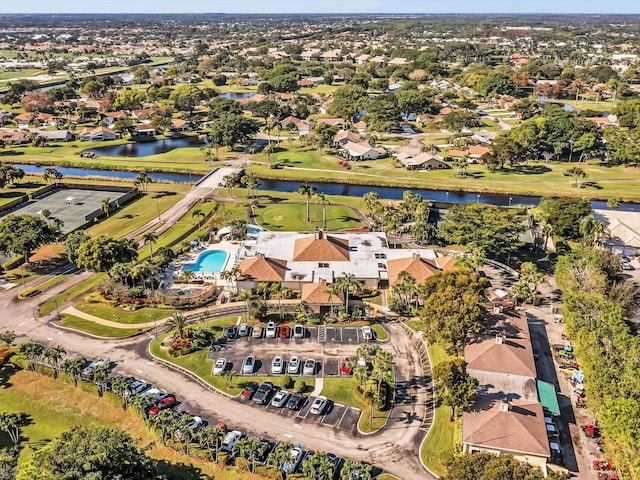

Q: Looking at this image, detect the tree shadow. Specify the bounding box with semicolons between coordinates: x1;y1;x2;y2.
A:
513;164;552;175
152;191;177;199
155;459;206;479
28;256;69;274
0;363;18;389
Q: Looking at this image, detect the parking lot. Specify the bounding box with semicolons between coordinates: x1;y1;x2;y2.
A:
209;325;375;378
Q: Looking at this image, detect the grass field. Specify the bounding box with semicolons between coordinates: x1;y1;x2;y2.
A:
420;343;460;477
540;98;616;113
59;314;144;337
371;323;389;341
38;273;106;316
254;202;363;232
0;367;265;479
250;144;640;201
74;302;172;324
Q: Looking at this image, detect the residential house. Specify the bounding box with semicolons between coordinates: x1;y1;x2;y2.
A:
279;116;310;135
398;152;449;170
447;145;490;162
131;109;153;123
471;130;498;147
342;141;386;161
301;49;321;61
103;111;127;128
587;114;618;128
355;54;371;64
171;119;191;133
317;118;345;128
33;129;73;142
333;130;363;147
14;112;55;128
386;252;456;286
387;57;409;66
79;126;118;142
131;124;156;137
0;129;28;145
320;50;342;62
297;79;315;88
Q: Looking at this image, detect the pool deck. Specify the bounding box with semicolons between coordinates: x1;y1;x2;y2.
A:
173;241;241;282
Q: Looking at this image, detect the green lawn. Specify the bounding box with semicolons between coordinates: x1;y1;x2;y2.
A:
38;274;106;316
372;323;389;341
0;367;265;479
249;142;640;202
74;302;172;324
539;98;616;113
59;314;144;337
254;202;364;232
420;343;460;477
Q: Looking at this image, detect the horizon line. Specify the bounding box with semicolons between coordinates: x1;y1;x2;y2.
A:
2;12;640;15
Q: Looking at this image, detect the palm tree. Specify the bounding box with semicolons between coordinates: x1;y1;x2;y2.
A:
238;290;255;319
315;192;330;229
43;345;65;378
192;208;205;230
579;214;605;247
88;363;110;396
566;166;588;188
324;283;340;317
336;273;363;313
363;191;380;220
229;218;248;240
270;282;284;319
0;412;26;445
150;408;177;447
60;357;86;386
17;341;43;371
111;376;132;411
134;172;152;192
316;453;336;480
181;268;195;284
372;350;393;394
100;198;112;218
302;452;319;479
142;232;157;259
169;312;187;338
130;394;154;426
257;282;271;302
298;181;316;222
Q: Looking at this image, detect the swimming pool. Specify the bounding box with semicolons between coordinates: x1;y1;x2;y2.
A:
183;250;229;275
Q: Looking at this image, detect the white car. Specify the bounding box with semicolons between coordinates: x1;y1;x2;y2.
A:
124;380;149;397
221;430;243;452
213;358;227;375
265;322;277;338
283;446;303;473
310;396;328;415
361;326;373;341
288;356;301;374
271;356;284;375
303;358;316;376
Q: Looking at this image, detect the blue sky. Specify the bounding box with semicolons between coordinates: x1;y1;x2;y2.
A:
4;1;640;14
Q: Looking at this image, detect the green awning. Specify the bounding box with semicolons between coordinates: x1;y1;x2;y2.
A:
537;380;561;416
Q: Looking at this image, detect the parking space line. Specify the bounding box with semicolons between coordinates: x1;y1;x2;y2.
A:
337;407;353;429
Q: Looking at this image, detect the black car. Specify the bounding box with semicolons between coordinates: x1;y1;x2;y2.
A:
253;382;275;405
287;393;307;410
255;439;275;465
224;326;238;340
240;381;259;401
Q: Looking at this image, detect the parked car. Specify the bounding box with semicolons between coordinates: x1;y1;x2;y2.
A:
293;324;305;339
310;396;328;415
221;430;243;452
240;381;259;401
238;323;250;336
361;325;373;341
253;382;275;404
174;416;206;441
252;325;263;338
243;355;256;374
213;357;227;375
283;446;304;473
81;357;110;377
622;261;634;270
139;387;168;401
272;356;284;375
303;358;316;376
340;358;352;375
270;390;291;408
224;326;237;340
279;325;291;338
288;356;301;374
287;393;306;410
149;394;177;415
255;439;274;465
125;379;150;397
265;322;277;338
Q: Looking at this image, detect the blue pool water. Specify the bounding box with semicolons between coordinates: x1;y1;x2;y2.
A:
183;250;228;274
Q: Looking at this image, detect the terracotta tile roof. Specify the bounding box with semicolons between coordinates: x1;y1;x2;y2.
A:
301;280;344;304
432;256;457;271
292;231;350;262
237;254;286;282
465;335;536;378
463;400;550;457
386;253;441;285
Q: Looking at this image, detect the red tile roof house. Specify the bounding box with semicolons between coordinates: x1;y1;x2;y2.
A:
14;112;55;128
279;116;310;135
131;124;156;137
79;126;119;142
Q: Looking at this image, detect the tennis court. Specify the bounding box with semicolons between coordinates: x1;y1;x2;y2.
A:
2;187;128;233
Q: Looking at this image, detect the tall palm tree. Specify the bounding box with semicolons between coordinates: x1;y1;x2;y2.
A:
100;198;112;218
142;232;157;259
316;453;336;480
134;172;152;192
270;282;284;319
111;376;132;410
88;363;110;396
150;408;177;447
43;345;65;378
372;350;394;394
181;268;195;284
130;394;154;426
198;425;225;463
336;273;363;313
192;208;205;230
298;181;316;222
324;283;340;317
60;357;86;387
238;290;255;320
257;282;271;302
315;192;330;229
363;191;380;219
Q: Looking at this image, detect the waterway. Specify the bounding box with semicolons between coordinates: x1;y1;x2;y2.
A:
84;136;207;158
9;164;637;211
219;92;256;100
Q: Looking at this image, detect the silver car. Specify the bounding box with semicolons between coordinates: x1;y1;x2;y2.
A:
270;390;290;408
243;355;256;374
310;396;328;415
265;322;277;338
213;357;227;375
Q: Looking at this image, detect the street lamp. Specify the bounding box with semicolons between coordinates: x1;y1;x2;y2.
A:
19;264;26;292
445;191;449;203
54;297;60;321
476;194;480;203
509;197;513;207
156;200;161;223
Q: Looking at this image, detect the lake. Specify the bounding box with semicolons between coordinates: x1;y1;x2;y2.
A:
84;136;207;157
219;92;256;100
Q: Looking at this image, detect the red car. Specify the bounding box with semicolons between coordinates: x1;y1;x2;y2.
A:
279;325;291;338
341;358;352;375
240;381;259;401
149;395;177;415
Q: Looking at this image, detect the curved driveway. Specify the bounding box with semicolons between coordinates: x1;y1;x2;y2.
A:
0;286;433;480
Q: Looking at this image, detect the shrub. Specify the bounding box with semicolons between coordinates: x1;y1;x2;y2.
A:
282;375;293;389
18;287;40;299
3;254;25;271
294;380;306;393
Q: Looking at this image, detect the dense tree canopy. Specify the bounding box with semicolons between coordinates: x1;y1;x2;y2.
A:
0;214;60;259
329;84;367;122
538;197;591;239
444;452;566;480
432;359;478;421
439;203;525;257
17;426;159;480
209;113;259;150
75;236;138;273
